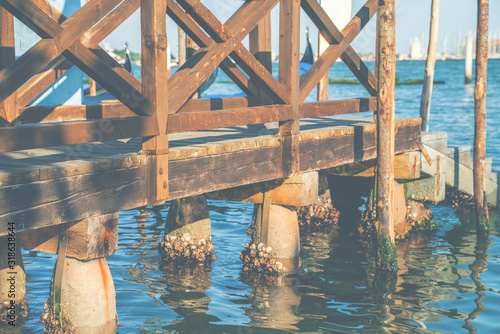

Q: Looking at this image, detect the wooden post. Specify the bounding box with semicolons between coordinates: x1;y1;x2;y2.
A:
178;26;186;67
376;0;397;272
279;0;301;177
474;0;489;231
420;0;440;132
88;78;97;96
186;35;200;99
0;7;18;124
250;12;273;105
142;0;169;205
465;35;473;84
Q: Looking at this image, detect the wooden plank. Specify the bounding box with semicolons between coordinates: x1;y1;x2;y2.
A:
0;166;148;235
0;0;123;104
141;0;169;205
0;7;17;124
300;97;377;118
167;0;259;97
168;105;290;133
299;120;420;171
19;213;119;260
169;145;283;199
279;0;301;177
0;117;158;152
178;96;259;113
167;0;279;114
299;0;377;102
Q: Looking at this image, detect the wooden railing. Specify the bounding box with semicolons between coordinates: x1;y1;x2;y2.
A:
0;0;378;202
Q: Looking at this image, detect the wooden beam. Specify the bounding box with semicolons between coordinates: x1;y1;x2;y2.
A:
326;152;420;180
206;172;319;207
300;97;377;118
299;0;377;102
376;0;397;272
15;0;140;109
0;0;123;104
19;213;119;260
168;105;290;133
279;0;301;177
167;0;279;114
141;0;169;205
0;117;158;152
166;0;259;97
0;7;17;124
249;12;273;105
174;0;286;104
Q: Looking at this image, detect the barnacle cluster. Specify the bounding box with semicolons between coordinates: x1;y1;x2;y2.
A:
1;300;28;324
240;242;282;274
40;300;75;334
444;186;496;214
160;233;215;263
297;200;340;231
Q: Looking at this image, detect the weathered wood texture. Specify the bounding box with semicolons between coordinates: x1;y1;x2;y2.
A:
141;0;169;205
279;0;301;177
474;0;490;229
376;0;397;272
0;7;17;124
420;0;440;132
19;213;119;260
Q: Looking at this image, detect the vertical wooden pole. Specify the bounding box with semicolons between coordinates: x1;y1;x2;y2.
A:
465;35;473;84
142;0;169;205
420;0;440;132
376;0;397;272
186;35;200;99
250;12;273;105
279;0;301;177
0;7;18;124
89;78;97;96
178;26;186;67
474;0;489;231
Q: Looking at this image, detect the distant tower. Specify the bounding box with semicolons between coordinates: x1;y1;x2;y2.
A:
410;37;422;59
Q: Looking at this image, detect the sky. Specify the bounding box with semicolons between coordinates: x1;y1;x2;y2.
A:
105;0;500;56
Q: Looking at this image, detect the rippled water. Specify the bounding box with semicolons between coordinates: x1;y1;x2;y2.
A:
4;60;500;333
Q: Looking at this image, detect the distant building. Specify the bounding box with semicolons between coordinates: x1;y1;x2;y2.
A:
410;37;423;60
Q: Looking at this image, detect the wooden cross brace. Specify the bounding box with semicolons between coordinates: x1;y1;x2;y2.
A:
0;0;152;124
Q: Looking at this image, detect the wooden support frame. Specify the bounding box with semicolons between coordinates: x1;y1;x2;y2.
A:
279;0;301;177
0;7;18;123
141;0;169;205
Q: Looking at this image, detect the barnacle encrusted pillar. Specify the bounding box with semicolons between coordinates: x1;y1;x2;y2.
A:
160;195;215;263
0;235;27;325
242;203;300;274
32;213;119;334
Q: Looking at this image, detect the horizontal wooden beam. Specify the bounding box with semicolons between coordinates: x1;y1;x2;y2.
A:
206;172;318;207
168;105;290;133
0;117;158;152
300;97;377;118
19;213;119;260
326;151;421;180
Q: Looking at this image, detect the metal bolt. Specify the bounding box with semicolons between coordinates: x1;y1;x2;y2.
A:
163;181;168;189
159;168;163;175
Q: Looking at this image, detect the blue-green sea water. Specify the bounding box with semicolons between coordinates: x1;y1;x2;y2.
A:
4;59;500;333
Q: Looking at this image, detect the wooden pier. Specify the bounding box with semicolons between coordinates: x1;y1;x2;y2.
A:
0;0;430;332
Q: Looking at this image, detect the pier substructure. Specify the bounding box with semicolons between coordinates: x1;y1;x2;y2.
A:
21;213;119;333
160;195;215;263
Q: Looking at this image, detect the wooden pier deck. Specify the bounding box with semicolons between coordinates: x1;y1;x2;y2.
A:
0;117;420;235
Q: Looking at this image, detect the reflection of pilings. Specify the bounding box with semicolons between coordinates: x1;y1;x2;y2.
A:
159;263;216;330
245;278;303;331
463;233;490;333
372;270;397;333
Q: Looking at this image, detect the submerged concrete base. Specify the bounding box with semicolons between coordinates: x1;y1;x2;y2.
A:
161;195;215;262
42;258;117;334
245;204;300;273
0;236;27;324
